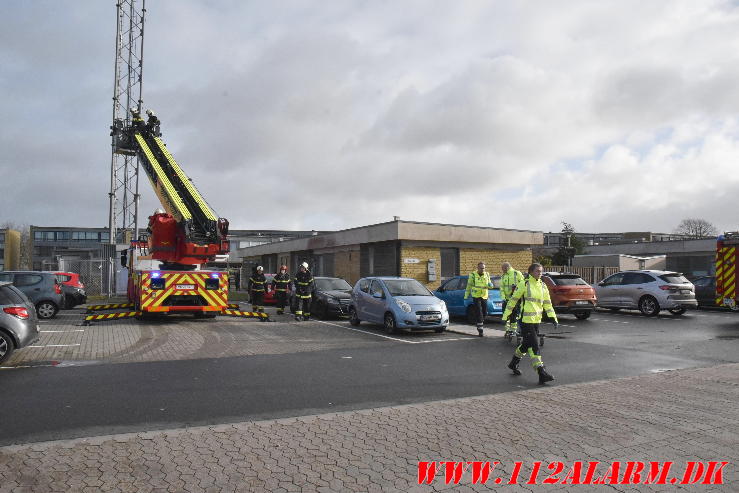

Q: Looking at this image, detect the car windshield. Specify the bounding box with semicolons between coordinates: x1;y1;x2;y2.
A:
384;279;431;296
659;273;690;284
551;275;588;286
315;278;352;291
489;276;501;288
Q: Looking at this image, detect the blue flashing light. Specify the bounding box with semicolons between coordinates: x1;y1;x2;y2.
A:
151;271;161;278
211;273;220;278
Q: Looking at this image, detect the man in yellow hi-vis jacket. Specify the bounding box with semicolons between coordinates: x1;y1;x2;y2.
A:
464;262;495;337
500;262;523;337
501;263;557;385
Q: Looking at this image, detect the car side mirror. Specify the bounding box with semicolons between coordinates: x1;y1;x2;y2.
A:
372;292;384;299
598;281;605;286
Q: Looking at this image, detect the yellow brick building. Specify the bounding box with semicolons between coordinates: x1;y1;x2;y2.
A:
241;220;541;289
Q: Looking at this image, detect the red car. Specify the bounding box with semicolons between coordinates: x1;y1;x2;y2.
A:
53;272;88;309
541;272;597;320
263;274;277;305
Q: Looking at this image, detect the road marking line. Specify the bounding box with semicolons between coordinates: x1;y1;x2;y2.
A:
590;318;630;324
40;330;85;333
28;344;81;348
315;320;476;344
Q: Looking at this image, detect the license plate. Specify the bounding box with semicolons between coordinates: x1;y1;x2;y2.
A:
575;301;589;305
419;314;440;321
493;302;502;309
176;284;195;290
681;289;691;294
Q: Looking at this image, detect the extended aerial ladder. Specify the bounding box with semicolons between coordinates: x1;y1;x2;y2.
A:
85;111;266;324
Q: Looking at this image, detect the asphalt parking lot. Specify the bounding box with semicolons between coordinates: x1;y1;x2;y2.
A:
2;304;738;448
3;304;738;368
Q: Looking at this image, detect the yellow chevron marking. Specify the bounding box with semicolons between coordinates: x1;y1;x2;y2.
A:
84;311;141;322
222;310;268;318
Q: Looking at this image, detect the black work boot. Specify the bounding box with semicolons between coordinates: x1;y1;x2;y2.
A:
537;366;554;385
507;356;521;375
477;324;483;337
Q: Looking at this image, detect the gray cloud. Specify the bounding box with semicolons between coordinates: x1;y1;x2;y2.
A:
1;0;738;235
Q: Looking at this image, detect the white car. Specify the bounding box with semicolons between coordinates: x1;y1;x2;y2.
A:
594;270;697;316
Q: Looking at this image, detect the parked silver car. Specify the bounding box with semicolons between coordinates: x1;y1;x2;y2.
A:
0;281;40;364
594;270;697;316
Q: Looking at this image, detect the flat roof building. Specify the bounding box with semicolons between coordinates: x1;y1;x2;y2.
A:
240;219;543;288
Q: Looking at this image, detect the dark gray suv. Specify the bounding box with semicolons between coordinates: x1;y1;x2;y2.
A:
0;281;40;364
0;271;64;319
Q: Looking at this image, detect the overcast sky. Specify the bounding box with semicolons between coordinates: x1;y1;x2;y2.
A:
1;0;738;235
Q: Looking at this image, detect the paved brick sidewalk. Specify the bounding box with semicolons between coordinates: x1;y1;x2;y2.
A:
2;364;737;493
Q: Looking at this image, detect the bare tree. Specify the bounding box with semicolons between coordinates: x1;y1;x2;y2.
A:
674;218;718;239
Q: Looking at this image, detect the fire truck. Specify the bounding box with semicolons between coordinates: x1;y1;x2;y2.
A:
715;233;739;310
85;109;265;323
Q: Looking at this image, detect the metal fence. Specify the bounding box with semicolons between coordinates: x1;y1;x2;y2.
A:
55;258;116;296
544;265;619;284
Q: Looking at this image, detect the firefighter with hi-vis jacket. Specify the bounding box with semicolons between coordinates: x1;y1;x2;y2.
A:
294;262;314;321
464;262;495;337
248;266;267;313
273;265;292;315
500;262;523;337
502;262;557;385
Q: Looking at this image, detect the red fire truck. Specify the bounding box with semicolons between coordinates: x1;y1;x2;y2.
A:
715;233;739;310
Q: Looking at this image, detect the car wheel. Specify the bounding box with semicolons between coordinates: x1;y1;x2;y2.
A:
0;331;15;364
668;307;687;316
466;305;477;325
36;301;58;319
574;311;591;320
638;296;660;317
349;307;360;326
383;312;397;334
316;301;329;320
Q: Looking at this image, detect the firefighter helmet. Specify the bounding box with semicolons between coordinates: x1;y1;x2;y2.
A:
256;265;263;271
301;262;309;269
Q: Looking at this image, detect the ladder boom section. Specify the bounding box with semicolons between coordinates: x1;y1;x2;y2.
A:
111;109;230;265
154;137;218;222
134;133;193;222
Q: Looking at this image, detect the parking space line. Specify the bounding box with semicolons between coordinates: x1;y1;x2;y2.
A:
28;344;81;348
315;320;476;344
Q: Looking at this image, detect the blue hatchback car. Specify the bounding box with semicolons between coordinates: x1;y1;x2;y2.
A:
349;277;449;334
434;275;503;323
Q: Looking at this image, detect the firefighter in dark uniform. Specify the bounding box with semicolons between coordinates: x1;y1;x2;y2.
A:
273;265;292;315
248;265;267;313
294;262;314;321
